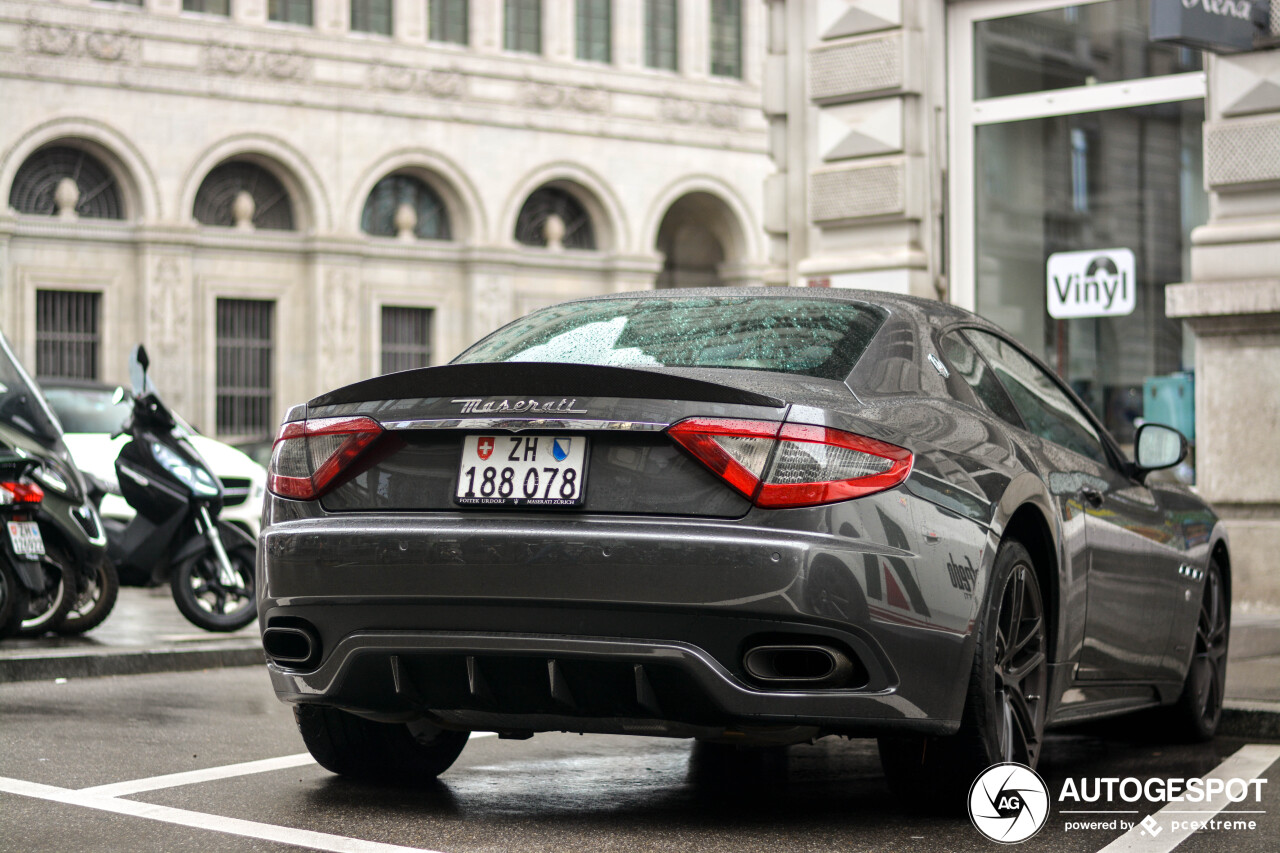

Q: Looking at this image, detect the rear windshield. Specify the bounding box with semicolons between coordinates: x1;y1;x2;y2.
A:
454;297;886;381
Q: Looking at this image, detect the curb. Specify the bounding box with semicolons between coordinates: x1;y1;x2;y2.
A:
1220;700;1280;741
0;642;264;683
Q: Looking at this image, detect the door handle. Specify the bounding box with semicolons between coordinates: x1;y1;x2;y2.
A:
1079;486;1104;507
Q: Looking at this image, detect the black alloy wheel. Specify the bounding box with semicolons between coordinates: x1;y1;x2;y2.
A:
295;705;470;784
58;560;120;635
171;541;257;632
1160;558;1229;741
879;539;1049;805
17;561;72;636
0;559;28;638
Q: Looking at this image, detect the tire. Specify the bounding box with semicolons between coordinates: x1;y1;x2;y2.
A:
1155;558;1229;742
57;560;120;636
295;705;469;784
879;540;1049;804
0;559;29;639
171;541;257;632
17;561;73;636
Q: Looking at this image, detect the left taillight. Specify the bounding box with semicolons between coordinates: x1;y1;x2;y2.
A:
667;418;912;509
267;416;384;501
0;480;44;505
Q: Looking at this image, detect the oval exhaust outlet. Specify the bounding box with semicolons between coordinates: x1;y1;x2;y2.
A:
743;644;855;687
263;625;318;667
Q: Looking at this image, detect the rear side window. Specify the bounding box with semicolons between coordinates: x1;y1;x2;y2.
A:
939;332;1022;427
964;330;1108;465
455;298;886;381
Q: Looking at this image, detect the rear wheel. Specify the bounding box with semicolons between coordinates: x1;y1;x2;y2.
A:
58;560;120;635
17;561;73;636
0;560;29;639
879;540;1048;804
171;542;256;632
1156;558;1229;741
295;705;469;784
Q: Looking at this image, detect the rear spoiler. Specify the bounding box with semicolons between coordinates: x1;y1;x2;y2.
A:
310;363;785;409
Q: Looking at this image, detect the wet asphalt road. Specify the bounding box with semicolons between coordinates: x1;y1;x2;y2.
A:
0;667;1277;853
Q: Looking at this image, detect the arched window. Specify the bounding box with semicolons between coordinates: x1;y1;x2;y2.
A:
361;174;451;240
193;161;295;230
9;145;125;220
515;186;596;249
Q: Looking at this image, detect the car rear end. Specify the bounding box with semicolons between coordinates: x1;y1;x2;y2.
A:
259;293;981;743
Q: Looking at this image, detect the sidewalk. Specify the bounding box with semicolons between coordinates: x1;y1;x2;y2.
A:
0;585;262;683
1;588;1278;739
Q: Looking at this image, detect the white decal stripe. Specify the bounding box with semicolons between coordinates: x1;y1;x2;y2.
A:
0;775;444;853
1095;743;1280;853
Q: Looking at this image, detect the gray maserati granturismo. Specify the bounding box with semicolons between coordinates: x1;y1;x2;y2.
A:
258;288;1229;796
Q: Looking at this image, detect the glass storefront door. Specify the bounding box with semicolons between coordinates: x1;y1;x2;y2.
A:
951;0;1207;447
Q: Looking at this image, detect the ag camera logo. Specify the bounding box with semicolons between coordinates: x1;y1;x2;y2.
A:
969;762;1050;844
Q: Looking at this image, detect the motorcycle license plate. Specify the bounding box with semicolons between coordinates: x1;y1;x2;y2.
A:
456;435;587;507
6;521;45;557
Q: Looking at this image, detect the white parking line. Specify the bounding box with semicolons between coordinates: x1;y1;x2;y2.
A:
1096;744;1280;853
0;732;499;853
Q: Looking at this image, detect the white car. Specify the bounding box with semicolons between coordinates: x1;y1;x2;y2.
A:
41;382;266;537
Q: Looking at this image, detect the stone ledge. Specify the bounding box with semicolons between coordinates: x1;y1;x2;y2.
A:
1166;279;1280;319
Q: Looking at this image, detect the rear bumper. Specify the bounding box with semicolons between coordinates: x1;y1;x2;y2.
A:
259;501;983;737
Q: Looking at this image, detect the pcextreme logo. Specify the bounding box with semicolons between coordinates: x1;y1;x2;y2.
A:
968;763;1050;844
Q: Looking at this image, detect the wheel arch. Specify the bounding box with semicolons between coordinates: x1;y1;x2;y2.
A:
1001;502;1061;665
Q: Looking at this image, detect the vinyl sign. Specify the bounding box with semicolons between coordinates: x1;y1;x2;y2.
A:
1046;248;1136;320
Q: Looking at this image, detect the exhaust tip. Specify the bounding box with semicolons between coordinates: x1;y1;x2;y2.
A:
743;644;857;688
263;623;319;669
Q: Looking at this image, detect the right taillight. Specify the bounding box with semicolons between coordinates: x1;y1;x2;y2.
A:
267;416;384;501
668;418;912;509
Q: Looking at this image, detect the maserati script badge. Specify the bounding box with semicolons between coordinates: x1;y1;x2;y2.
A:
451;397;589;415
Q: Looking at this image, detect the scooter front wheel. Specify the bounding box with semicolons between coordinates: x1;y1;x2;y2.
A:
171;541;256;632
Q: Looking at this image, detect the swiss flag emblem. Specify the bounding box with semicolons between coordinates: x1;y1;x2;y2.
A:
476;437;495;460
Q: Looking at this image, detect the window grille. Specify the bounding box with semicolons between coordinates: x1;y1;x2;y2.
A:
710;0;742;78
269;0;313;24
381;307;434;374
351;0;393;35
216;299;274;439
9;146;125;220
193;161;295;231
645;0;678;71
514;187;596;250
576;0;611;62
35;290;100;381
430;0;468;44
504;0;541;53
361;174;452;240
184;0;230;13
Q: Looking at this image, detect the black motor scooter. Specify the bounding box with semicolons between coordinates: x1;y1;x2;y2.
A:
105;345;257;632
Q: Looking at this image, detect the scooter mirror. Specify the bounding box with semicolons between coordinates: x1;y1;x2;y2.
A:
129;344;150;396
111;386;125;406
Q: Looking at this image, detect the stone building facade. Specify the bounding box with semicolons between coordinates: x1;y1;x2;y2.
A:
763;0;1280;605
0;0;770;442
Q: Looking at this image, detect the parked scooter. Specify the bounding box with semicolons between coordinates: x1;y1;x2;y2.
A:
0;332;113;638
103;345;256;632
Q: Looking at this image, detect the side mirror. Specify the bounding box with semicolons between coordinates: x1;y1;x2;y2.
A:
129;344;150;396
1134;423;1188;474
111;386;125;406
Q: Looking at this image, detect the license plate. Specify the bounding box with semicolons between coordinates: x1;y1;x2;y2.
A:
6;521;45;557
456;435;587;507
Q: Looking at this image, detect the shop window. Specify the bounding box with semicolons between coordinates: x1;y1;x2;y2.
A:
576;0;611;63
216;299;274;439
269;0;313;25
36;290;101;381
193;161;295;231
361;174;451;240
645;0;678;71
9;146;125;220
430;0;468;44
352;0;393;35
709;0;741;78
974;0;1201;100
515;187;595;250
183;0;230;14
381;307;433;374
505;0;541;54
